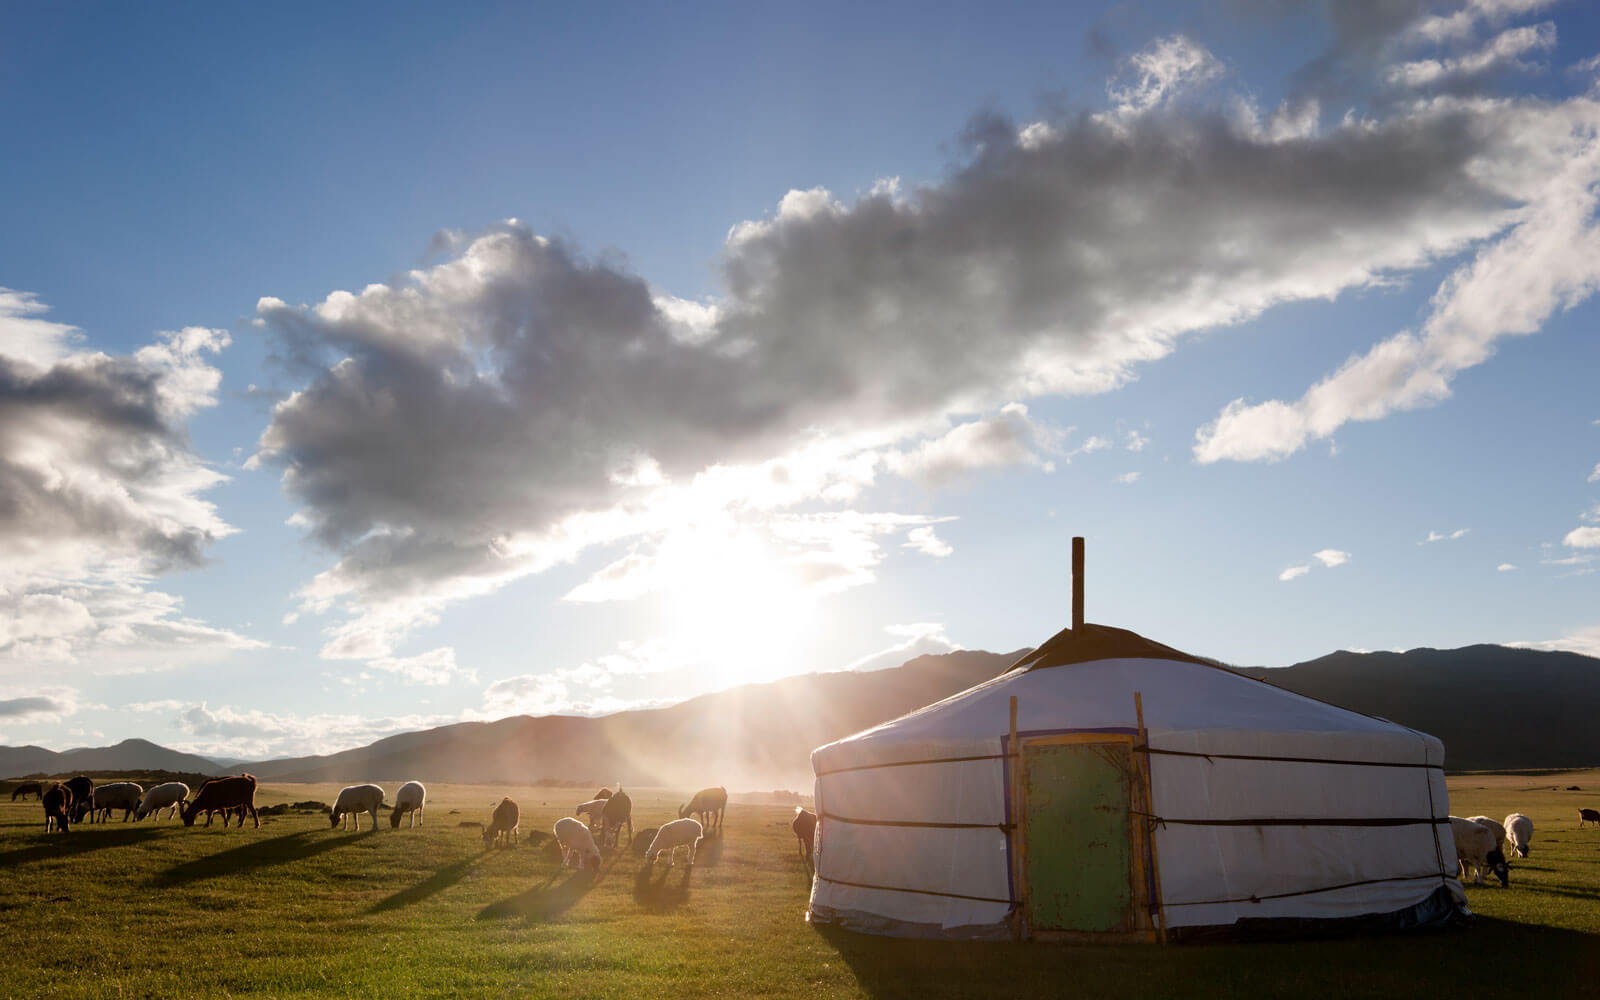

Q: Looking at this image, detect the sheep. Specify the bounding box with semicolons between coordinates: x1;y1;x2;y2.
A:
331;784;387;831
42;782;72;833
1449;816;1509;887
601;786;633;847
11;781;43;801
1581;808;1600;827
181;774;259;828
553;816;603;872
390;781;426;829
483;797;519;849
1504;813;1533;857
64;776;95;823
679;786;727;835
135;782;190;821
574;797;609;829
92;782;144;823
792;807;817;872
1467;815;1506;858
644;817;704;871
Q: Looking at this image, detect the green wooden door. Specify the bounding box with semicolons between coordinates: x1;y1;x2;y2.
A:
1021;740;1136;934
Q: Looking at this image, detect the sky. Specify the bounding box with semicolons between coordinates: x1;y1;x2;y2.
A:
2;1;1598;762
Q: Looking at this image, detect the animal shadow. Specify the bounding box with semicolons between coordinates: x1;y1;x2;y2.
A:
633;860;693;912
0;826;166;868
368;854;482;914
153;830;364;887
476;870;596;922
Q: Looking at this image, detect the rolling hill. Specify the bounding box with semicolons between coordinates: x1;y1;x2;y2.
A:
0;738;227;779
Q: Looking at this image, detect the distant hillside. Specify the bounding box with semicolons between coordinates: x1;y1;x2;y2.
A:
0;738;226;779
246;649;1022;790
1238;644;1600;771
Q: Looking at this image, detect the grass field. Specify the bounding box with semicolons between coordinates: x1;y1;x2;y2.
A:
3;775;1599;999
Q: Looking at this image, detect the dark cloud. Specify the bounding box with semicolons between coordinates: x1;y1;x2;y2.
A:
0;696;65;719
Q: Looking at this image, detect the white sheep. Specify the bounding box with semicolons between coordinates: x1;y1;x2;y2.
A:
390;781;426;829
92;782;144;822
553;816;602;871
1467;815;1506;858
644;817;704;871
574;797;609;829
1449;816;1508;887
331;784;387;831
135;782;190;822
1504;812;1533;857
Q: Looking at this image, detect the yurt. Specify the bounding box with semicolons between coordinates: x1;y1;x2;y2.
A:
807;541;1465;941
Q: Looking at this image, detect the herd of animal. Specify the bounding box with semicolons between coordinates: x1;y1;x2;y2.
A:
1448;811;1550;888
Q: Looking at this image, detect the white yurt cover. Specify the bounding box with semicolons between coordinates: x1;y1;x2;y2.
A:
807;624;1465;940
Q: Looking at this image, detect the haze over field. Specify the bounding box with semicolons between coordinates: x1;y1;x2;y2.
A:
2;2;1599;762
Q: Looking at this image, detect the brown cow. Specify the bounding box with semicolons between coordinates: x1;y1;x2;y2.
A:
64;775;94;823
11;781;44;801
1581;808;1600;827
42;782;72;833
792;807;817;872
181;774;259;828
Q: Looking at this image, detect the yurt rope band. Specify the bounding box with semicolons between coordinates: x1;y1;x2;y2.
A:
1134;813;1451;829
1161;871;1448;907
1137;746;1444;770
819;810;1014;831
815;753;1010;777
815;874;1016;906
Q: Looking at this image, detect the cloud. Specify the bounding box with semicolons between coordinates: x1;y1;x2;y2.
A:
1124;430;1149;451
1510;625;1600;659
1566;526;1600;548
885;403;1059;486
252;33;1600;653
1114;471;1142;484
1497;562;1518;571
1387;22;1556;89
1279;564;1311;581
159;700;464;761
1196;95;1600;463
0;685;90;725
1588;462;1599;483
842;622;961;673
1313;549;1351;567
903;525;953;557
1421;528;1471;543
365;646;475;686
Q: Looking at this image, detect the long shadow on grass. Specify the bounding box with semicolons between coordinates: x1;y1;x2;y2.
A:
0;826;166;867
152;829;372;887
368;854;483;914
814;917;1600;998
477;870;596;922
632;860;693;913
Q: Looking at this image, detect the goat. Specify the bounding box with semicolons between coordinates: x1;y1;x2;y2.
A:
331;784;387;831
92;782;144;823
42;782;72;833
1581;808;1600;827
679;786;727;835
1504;813;1533;857
554;816;603;872
601;786;633;847
644;817;704;871
11;781;43;801
792;807;817;872
390;781;426;828
1449;816;1509;887
135;782;190;821
483;797;519;849
181;774;259;828
64;775;94;823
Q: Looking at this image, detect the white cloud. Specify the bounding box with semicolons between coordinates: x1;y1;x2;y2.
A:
162;701;465;761
1588;462;1599;483
366;646;475;686
1279;564;1311;581
1387;22;1557;89
0;685;87;725
1106;35;1223;118
1421;528;1471;544
886;404;1059;486
1313;549;1351;567
1510;625;1600;659
842;623;961;673
1566;526;1600;548
1114;471;1142;484
1497;562;1518;571
1124;430;1149;452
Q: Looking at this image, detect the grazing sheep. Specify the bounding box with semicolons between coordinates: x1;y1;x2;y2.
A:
1450;816;1509;887
1504;813;1533;857
644;817;704;871
92;782;144;823
792;807;817;871
1467;815;1507;858
42;783;72;833
679;786;727;835
135;782;191;822
1581;808;1600;827
331;784;387;831
601;786;633;847
11;781;43;801
483;797;519;849
574;797;609;829
390;781;426;829
64;776;95;823
554;816;603;872
181;774;259;829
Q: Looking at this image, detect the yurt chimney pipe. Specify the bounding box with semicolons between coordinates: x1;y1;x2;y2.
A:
1072;536;1085;630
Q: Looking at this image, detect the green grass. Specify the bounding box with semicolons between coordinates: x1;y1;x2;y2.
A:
2;776;1599;998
